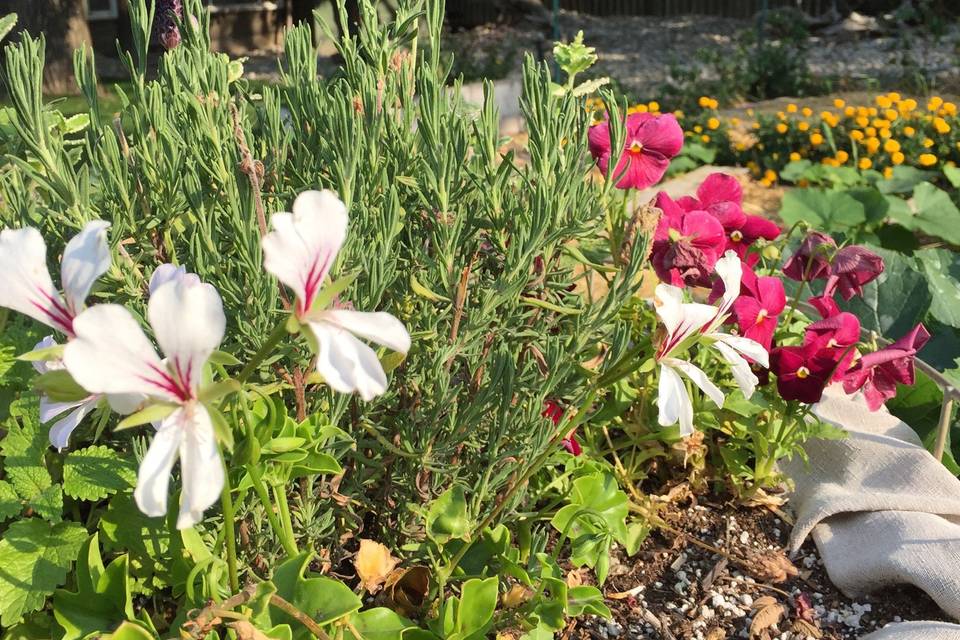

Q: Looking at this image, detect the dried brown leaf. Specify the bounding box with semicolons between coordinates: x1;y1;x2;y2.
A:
383;565;431;616
750;596;779;610
502;584;532;609
701;556;729;592
227;621;271;640
791;619;823;639
705;628;726;640
749;603;785;639
744;549;799;583
355;539;400;594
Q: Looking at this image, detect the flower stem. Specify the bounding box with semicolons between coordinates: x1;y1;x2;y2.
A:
273;483;298;554
219;464;240;593
237;319;290;384
246;463;299;557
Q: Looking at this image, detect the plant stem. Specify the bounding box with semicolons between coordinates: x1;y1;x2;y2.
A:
220;463;240;593
246;463;299;557
273;483;298;554
237;319;289;384
270;595;333;640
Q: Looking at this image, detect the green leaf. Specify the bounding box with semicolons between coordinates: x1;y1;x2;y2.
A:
0;480;21;521
0;519;88;626
63;446;137;501
455;577;498;639
944;164;960;189
876;166;933;194
16;343;64;362
888;182;960;245
1;399;61;522
778;188;865;232
553;31;597;79
915;249;960;328
837;246;931;338
198;379;241;403
53;533;135;640
272;552;361;637
32;370;88;403
567;585;611;618
343;608;415;640
101;622;155;640
0;13;17;43
98;493;172;593
846;187;889;226
208;350;242;366
426;486;471;543
115;403;178;431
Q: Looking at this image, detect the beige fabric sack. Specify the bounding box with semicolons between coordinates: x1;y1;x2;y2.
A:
779;386;960;623
860;621;960;639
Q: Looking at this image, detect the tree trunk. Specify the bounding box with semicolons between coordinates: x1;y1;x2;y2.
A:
9;0;92;94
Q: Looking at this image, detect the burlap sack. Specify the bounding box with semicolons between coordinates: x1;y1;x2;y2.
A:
779;386;960;622
860;621;960;639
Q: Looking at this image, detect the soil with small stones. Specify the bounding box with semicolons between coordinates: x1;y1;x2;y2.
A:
562;500;950;640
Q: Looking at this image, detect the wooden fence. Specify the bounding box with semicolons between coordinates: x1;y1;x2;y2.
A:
546;0;835;19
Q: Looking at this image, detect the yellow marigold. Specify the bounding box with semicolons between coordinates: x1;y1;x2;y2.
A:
776;122;788;134
730;117;741;126
699;96;712;108
836;150;849;163
850;130;865;141
934;117;951;134
777;111;787;120
886;109;899;121
865;126;877;137
900;98;918;112
873;118;890;129
904;126;916;136
868;107;879;117
884;139;901;153
798;121;810;132
859;157;873;170
888;92;902;102
884;166;894;179
787;103;798;113
627;104;647;114
747;160;759;171
764;169;777;181
707;117;720;130
701;134;711;143
892;151;905;165
920;153;938;166
876;95;892;108
928;96;944;111
856;116;870;128
810;132;824;145
694;125;703;133
944;102;957;116
759;177;773;187
834;98;846;109
648;100;660;112
674;110;684;118
802;107;813;117
710;99;720;109
923;137;935;148
865;137;881;153
752;122;761;129
857;106;870;118
746;108;755;116
844;106;856;117
822;158;838;167
789;151;801;161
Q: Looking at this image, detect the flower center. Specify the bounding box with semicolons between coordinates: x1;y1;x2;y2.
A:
796;366;810;379
730;230;743;242
628;140;644;153
827;338;838;348
755;309;768;324
668;227;683;242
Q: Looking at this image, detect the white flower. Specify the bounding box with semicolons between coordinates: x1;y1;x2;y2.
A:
654;251;768;436
63;275;226;528
0;221;111;337
262;190;411;401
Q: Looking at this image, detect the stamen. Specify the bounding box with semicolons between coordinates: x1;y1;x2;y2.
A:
796;366;810;379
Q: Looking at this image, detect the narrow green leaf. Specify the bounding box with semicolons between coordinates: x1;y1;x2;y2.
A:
115;403;178;431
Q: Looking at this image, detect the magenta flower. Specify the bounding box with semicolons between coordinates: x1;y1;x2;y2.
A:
727;215;781;259
770;344;840;404
541;399;564;426
651;193;725;287
783;232;836;282
588;113;683;190
561;430;582;456
843;324;931;411
808;294;840;319
823;246;885;301
677;173;747;231
803;312;861;380
732;268;786;350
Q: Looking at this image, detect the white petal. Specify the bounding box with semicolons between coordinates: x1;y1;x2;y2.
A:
657;363;685;425
64;304;178;401
30;336;62;375
47;397;98;450
0;227;73;335
39;395;89;424
317;309;411;354
310;321;388;401
653;284;685;335
262;190;348;316
176;405;224;529
147;277;225;396
134;411;185;518
60;220;111;314
106;392;146;415
149;263;200;296
713;333;770;369
666;357;726;411
713;340;759;399
713;250;742;317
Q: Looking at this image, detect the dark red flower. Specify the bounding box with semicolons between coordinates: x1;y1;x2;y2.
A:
808;294;840;319
561;431;582;456
732;268;786;350
843;324;931;411
783;232;836;282
803;312;861;380
823;246;885;301
651;192;725;287
770;344;839;403
541;399;564;426
588;113;683;190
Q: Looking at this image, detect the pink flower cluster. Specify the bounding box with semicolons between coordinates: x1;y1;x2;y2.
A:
588;112;684;190
770;232;928;409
